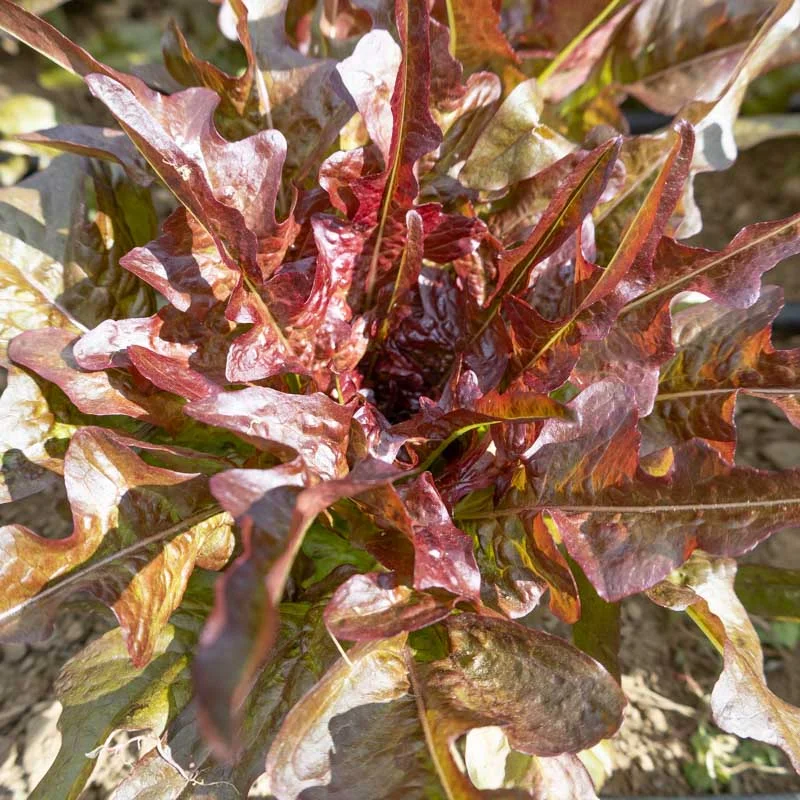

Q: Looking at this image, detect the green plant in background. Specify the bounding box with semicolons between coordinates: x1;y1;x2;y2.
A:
685;722;787;793
0;0;799;797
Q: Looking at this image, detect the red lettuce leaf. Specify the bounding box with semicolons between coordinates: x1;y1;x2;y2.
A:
576;211;800;412
85;75;290;283
185;386;356;478
9;328;183;428
643;286;800;459
198;458;405;755
413;613;625;757
0;427;231;667
399;472;482;601
456;381;800;602
324;571;455;641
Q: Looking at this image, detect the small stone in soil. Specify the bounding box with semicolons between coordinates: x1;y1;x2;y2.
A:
647;707;669;734
23;701;61;789
637;753;655;772
1;643;27;664
64;621;86;644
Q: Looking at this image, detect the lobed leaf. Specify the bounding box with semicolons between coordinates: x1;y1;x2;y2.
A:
457;381;800;601
185;386;356;479
576;211;800;413
414;613;625;758
265;635;447;799
266;615;624;797
643;286;800;459
504;121;693;393
196;457;405;755
442;0;523;90
324;571;455;641
650;553;800;770
0;427;233;666
9;328;183;427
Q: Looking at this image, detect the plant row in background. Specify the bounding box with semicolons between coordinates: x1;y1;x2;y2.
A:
0;0;800;796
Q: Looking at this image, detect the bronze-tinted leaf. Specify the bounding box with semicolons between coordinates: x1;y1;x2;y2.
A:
505;122;692;393
400;472;482;601
488;137;620;308
86;74;288;283
198;458;405;755
464;513;550;619
324;571;454;641
186;386;355;479
162;0;257;120
651;553;800;770
417;614;625;755
643;286;800;459
577;211;800;413
120;207;238;319
443;0;523;90
0;427;231;667
194;462;308;758
9;328;182;427
458;381;800;601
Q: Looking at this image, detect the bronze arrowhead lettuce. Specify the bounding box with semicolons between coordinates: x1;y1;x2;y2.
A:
0;0;799;794
643;286;800;459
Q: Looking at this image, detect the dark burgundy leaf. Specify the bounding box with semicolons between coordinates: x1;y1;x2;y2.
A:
415;614;625;756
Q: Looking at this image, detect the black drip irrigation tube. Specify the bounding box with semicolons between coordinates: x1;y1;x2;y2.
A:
624;108;800;338
772;303;800;336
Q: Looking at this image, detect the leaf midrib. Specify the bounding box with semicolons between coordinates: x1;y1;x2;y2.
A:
620;215;800;316
655;386;799;401
364;6;412;308
0;505;224;628
456;496;800;520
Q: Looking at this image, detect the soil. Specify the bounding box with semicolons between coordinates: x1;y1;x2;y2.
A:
1;4;800;795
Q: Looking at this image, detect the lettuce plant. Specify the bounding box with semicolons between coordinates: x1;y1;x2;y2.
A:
1;0;800;796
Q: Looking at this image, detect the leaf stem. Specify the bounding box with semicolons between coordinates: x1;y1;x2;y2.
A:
444;0;457;57
537;0;626;85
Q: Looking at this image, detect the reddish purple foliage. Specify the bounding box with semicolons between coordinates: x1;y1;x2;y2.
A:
1;0;800;795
